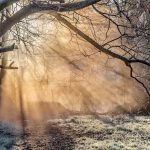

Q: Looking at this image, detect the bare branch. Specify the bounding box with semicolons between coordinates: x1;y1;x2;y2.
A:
0;0;19;11
128;64;150;99
54;13;150;99
0;43;17;53
0;0;101;37
54;13;150;67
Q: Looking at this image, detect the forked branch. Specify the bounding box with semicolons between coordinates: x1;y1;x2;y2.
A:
54;13;150;99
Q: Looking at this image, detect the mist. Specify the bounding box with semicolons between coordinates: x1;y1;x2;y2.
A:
0;11;148;124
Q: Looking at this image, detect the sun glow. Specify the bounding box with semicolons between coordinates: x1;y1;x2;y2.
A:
0;12;147;124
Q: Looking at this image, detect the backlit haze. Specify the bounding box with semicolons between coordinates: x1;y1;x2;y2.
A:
0;9;147;123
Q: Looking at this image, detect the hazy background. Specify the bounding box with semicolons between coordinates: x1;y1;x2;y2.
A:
0;11;147;122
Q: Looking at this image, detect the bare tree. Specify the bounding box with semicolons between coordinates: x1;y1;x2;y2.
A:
0;0;149;109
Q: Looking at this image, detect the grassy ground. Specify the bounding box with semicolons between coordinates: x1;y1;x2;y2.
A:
0;114;150;150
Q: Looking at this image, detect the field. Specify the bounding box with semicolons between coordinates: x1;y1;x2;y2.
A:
0;114;150;150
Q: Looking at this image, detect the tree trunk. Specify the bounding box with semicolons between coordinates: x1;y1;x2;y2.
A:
0;11;9;106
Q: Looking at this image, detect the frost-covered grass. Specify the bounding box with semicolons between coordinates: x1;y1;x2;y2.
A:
0;122;22;150
48;115;150;150
0;115;150;150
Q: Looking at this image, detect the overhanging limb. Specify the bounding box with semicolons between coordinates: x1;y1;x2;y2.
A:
0;43;17;53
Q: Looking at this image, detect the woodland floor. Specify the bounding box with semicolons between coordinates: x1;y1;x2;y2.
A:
0;114;150;150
